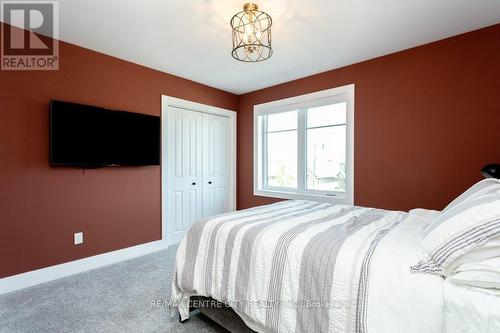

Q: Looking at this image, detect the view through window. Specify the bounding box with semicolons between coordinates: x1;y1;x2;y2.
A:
266;110;298;188
306;102;346;192
259;102;347;193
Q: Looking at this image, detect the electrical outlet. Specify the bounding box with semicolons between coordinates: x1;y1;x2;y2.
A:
74;232;84;245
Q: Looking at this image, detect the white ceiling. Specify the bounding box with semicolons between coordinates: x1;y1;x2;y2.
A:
8;0;500;94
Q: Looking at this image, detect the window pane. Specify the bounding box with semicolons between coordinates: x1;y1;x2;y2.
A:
307;102;346;128
267;110;297;132
267;130;297;188
306;126;346;192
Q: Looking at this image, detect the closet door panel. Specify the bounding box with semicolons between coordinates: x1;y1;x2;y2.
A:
202;113;230;218
167;106;202;244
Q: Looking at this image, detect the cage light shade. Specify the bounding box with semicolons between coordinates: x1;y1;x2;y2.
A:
231;3;272;62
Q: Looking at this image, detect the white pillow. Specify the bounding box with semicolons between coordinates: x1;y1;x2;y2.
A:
448;256;500;290
412;193;500;276
443;178;500;213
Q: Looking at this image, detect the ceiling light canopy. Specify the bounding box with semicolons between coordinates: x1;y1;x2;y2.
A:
230;3;273;62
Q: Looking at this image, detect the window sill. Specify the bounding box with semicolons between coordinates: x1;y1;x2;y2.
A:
254;189;353;205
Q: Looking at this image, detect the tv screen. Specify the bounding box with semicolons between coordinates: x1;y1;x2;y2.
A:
50;100;160;167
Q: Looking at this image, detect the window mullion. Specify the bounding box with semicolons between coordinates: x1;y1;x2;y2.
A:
297;109;306;193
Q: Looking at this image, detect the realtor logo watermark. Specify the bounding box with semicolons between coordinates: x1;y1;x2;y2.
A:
1;0;59;70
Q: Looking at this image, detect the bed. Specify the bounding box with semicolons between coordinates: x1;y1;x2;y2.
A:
171;199;498;332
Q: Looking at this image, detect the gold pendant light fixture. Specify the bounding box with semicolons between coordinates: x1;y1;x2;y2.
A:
230;3;273;62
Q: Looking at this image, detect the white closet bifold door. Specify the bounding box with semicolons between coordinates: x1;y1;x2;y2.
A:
166;106;203;245
202;113;230;218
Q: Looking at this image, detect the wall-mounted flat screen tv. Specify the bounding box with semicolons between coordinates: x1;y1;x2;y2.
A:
50;100;160;167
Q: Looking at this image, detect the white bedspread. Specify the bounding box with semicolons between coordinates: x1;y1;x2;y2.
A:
172;201;445;332
367;208;443;332
442;281;500;333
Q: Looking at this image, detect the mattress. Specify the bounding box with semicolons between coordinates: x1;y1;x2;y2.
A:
172;200;444;333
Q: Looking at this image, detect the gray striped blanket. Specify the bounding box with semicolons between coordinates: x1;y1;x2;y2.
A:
172;200;407;332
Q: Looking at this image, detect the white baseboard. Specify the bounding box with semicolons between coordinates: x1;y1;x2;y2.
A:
0;240;168;295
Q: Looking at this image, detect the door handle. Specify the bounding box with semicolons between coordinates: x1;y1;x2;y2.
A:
192;182;196;186
208;181;212;184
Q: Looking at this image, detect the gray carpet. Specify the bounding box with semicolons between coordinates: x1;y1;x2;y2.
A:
0;246;226;333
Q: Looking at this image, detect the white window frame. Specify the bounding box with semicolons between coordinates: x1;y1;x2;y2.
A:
253;84;354;204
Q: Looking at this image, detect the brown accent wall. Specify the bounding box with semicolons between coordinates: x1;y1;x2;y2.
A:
237;24;500;211
0;24;238;278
